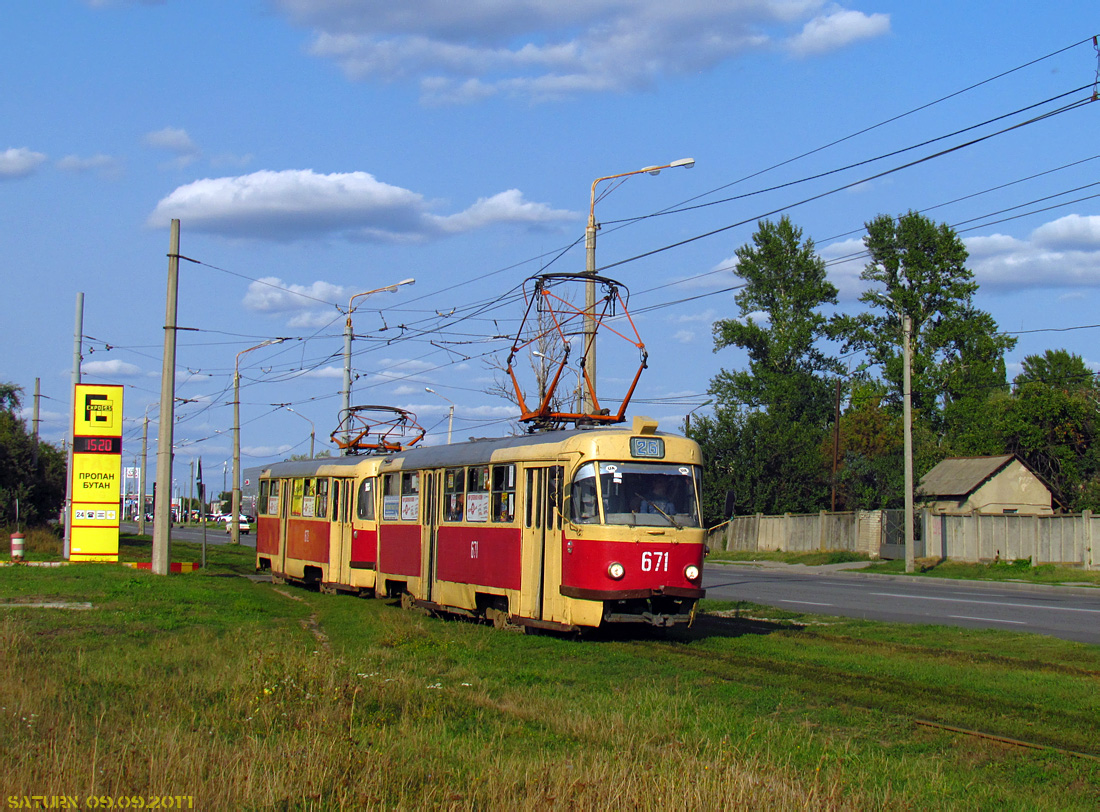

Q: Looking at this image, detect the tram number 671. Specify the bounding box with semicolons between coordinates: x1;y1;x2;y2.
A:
641;551;669;572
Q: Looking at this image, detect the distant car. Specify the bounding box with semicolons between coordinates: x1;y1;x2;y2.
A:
223;516;251;535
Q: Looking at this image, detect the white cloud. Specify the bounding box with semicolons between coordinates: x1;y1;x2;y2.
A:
56;153;121;178
786;9;890;57
301;366;345;379
244;276;347;314
147;169;575;242
83;359;142;377
0;147;48;179
821;237;866;301
144;127;201;167
673;329;696;343
967;216;1100;289
274;1;890;103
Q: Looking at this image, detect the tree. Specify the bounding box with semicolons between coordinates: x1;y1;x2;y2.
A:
1014;349;1098;394
831;211;1016;431
703;217;842;514
0;383;66;526
994;379;1100;510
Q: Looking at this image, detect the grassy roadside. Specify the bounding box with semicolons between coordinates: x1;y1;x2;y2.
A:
708;548;1100;587
1;535;1098;809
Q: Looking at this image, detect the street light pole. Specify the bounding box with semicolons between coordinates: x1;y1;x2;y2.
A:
424;388;454;444
341;278;415;450
285;406;316;459
232;338;284;544
138;402;156;537
583;158;694;415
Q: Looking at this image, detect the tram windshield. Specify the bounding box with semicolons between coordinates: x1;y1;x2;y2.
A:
570;461;701;528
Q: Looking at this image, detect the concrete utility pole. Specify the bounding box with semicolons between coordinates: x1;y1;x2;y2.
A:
153;220;181;575
31;378;40;468
903;314;915;574
63;292;84;560
138;405;152;537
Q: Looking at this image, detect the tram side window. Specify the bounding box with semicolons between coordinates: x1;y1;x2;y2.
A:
265;480;281;516
401;471;420;521
300;478;318;518
381;474;400;521
570;462;599;523
443;468;465;522
466;466;490;522
259;480;269;515
492;464;515;523
356;478;376;521
315;478;329;519
548;466;563;530
291;478;305;517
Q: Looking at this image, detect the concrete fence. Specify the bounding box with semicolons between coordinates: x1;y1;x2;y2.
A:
708;508;1098;570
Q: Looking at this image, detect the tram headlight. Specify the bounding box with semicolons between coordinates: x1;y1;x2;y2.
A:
608;562;625;580
684;564;700;581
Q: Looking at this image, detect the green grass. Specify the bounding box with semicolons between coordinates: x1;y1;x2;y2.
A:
859;557;1100;586
708;549;872;566
1;541;1099;809
708;548;1100;586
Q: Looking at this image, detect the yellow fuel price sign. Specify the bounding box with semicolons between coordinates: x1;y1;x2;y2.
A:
70;384;123;562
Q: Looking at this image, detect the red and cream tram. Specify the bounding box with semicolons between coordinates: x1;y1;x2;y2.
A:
256;416;706;631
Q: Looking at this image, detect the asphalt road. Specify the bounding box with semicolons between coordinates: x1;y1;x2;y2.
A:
703;562;1100;645
122;522;256;548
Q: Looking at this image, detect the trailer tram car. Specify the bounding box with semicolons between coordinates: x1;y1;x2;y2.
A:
256;455;386;593
256;416;706;631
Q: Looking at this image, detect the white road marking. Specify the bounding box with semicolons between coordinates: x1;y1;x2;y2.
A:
779;600;833;606
949;615;1027;625
869;592;1100;613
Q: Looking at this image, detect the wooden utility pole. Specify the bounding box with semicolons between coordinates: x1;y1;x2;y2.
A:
153;220;181;575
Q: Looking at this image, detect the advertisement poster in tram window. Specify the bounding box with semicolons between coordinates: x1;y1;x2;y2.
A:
401;494;419;520
466;492;490;523
383;495;400;521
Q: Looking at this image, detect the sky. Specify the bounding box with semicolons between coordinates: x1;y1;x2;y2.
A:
3;1;1099;496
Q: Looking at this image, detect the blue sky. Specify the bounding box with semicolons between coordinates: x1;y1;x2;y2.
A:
3;1;1099;488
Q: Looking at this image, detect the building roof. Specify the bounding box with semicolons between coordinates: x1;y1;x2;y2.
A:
917;454;1017;498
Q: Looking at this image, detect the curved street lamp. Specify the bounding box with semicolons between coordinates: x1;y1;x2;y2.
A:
583;158;694;414
284;406;316;459
424;387;454;444
342;278;415;449
231;338;284;544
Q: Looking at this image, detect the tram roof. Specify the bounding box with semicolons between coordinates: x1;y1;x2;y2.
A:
379;424;681;471
260;422;694;479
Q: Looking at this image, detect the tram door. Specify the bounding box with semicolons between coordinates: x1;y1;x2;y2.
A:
277;477;290;576
521;465;564;620
422;471;438;602
330;478;354;586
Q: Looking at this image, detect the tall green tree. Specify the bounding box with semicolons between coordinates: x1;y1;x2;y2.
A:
831;211;1016;431
995;380;1098;510
1014;349;1098;394
0;383;66;526
699;217;841;514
